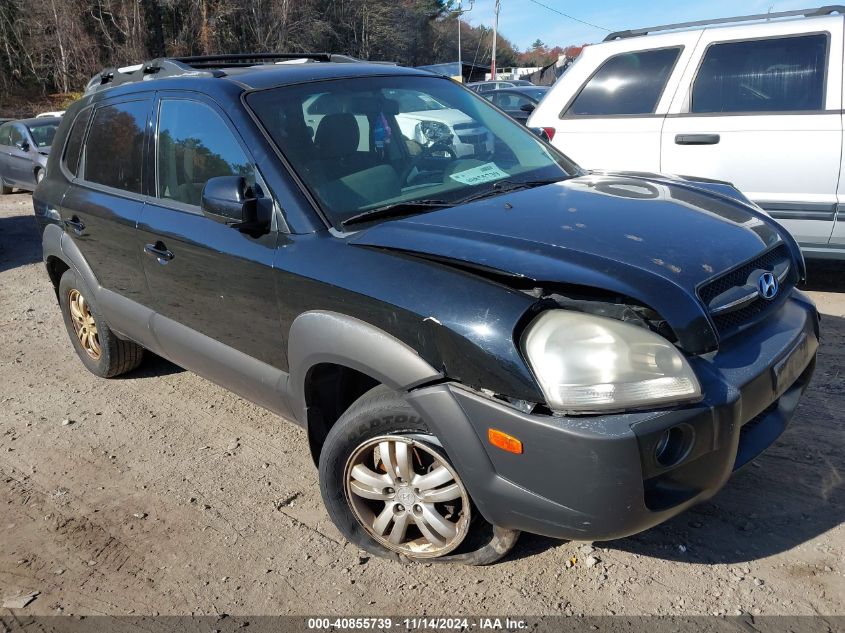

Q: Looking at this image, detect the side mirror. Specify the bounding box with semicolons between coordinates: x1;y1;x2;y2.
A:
519;103;536;113
201;175;271;233
15;140;30;152
529;127;551;142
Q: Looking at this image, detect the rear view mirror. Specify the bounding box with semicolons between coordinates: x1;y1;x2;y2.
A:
201;175;271;233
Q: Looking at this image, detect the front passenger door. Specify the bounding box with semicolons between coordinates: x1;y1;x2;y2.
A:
137;95;286;382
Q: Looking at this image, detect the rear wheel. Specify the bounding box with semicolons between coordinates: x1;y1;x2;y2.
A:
319;385;519;565
58;268;144;377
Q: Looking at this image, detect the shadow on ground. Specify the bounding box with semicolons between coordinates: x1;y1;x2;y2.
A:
0;212;41;273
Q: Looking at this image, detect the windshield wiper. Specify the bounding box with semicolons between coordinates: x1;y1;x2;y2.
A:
453;178;564;205
341;199;452;228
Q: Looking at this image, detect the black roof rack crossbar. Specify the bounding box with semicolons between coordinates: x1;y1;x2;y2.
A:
84;52;381;94
604;5;845;40
173;52;334;66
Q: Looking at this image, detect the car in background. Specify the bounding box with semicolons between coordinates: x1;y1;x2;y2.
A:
483;86;549;124
467;79;533;93
0;117;61;193
528;5;845;259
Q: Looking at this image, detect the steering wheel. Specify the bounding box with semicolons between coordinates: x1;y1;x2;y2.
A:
401;140;457;186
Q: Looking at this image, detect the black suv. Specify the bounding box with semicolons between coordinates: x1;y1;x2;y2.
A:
34;54;819;565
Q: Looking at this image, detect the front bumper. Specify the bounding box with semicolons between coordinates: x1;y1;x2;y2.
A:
407;292;819;541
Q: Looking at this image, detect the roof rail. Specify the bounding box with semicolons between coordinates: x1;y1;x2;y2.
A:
603;5;845;41
84;52;376;94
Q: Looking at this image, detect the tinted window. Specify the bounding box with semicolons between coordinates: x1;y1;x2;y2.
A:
566;47;681;116
84;101;148;193
156;100;252;207
63;109;90;177
0;124;10;146
691;34;827;113
492;92;533;109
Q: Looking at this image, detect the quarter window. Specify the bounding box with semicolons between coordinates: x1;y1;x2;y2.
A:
156;99;252;207
565;47;681;116
63;108;90;176
691;34;828;113
84;101;149;193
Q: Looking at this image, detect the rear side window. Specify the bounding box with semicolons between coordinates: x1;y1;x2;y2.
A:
156;99;252;207
84;100;149;193
565;47;682;116
63;109;90;176
691;34;828;113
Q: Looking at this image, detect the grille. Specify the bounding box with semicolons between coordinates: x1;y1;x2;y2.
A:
698;244;794;338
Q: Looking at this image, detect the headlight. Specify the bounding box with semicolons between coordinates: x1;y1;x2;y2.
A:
521;311;701;414
417;120;451;144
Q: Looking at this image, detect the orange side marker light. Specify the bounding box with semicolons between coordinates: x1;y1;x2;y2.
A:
488;428;523;454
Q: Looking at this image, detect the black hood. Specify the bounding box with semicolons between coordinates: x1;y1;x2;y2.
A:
351;174;792;353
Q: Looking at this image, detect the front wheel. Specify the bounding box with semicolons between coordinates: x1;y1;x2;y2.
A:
319;385;519;565
35;168;44;185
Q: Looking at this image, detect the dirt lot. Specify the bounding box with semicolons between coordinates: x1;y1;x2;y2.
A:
0;191;843;617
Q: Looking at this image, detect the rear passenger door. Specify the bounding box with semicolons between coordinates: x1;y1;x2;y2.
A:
60;97;153;310
137;94;285;374
545;33;699;171
661;21;843;248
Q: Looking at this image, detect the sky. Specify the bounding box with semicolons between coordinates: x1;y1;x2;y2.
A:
461;0;822;51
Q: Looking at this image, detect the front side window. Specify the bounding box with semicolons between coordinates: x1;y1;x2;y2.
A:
565;47;682;116
247;74;576;229
0;124;11;146
84;100;149;193
691;34;828;113
156;99;252;207
9;126;24;147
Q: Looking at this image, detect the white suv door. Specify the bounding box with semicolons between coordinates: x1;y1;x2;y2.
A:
661;18;843;248
528;32;700;172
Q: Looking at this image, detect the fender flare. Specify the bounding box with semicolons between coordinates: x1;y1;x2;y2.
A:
286;310;442;424
42;223;101;298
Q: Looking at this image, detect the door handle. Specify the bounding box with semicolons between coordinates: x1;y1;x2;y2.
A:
64;216;85;234
144;241;174;264
675;134;720;145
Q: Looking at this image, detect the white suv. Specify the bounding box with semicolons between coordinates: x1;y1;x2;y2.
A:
528;6;845;259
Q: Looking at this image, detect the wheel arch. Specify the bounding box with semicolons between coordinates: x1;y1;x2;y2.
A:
287;311;443;463
42;222;100;300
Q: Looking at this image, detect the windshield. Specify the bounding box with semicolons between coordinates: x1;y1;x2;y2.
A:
247;74;578;228
26;122;57;148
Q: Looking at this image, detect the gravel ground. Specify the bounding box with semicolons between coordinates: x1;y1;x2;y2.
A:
0;191;842;617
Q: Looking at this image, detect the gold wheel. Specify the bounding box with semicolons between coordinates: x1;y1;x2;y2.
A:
68;288;101;360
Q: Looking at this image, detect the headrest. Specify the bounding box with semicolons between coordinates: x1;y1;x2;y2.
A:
314;113;359;158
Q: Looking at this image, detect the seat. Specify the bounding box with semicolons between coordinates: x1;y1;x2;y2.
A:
311;113;365;182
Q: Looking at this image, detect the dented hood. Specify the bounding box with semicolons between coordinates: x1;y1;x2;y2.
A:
350;174;788;353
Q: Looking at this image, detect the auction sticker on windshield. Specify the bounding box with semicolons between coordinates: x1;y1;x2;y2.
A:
449;162;509;186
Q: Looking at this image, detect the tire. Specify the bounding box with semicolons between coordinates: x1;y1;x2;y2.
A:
58;268;144;378
0;177;12;194
35;168;44;185
319;385;519;565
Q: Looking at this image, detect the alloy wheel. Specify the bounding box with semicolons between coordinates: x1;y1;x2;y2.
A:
68;289;101;360
344;435;470;557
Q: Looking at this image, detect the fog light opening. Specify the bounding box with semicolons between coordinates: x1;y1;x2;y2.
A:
655;424;693;468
